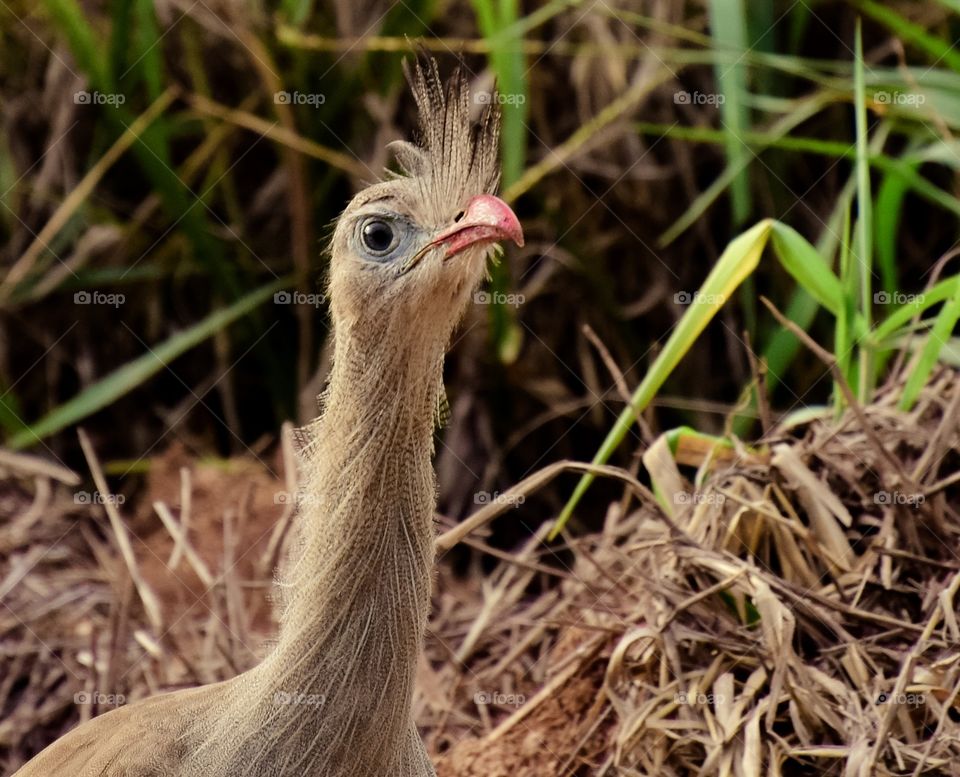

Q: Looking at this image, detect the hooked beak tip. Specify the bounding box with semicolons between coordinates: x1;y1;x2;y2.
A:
434;194;524;258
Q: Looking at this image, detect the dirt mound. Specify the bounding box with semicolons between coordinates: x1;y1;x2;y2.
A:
0;441;287;771
133;442;286;634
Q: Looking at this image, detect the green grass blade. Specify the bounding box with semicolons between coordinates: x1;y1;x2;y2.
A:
42;0;238;300
836;207;857;407
856;0;960;73
707;0;751;224
0;384;28;437
636;121;854;158
471;0;528;363
874;162;912;297
853;20;873;398
7;278;291;449
108;0;134;90
43;0;110;87
551;219;774;538
281;0;315;27
639;119;960;225
753;171;855;412
757;287;818;389
658;97;824;247
496;0;581;40
898;282;960;409
871;277;959;344
133;0;164;99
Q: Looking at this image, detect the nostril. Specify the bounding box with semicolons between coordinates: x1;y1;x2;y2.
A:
453;210;465;222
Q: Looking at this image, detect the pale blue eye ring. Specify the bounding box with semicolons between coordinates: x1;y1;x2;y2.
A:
353;213;417;263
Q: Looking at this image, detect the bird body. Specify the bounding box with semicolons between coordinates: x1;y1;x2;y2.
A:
15;58;522;777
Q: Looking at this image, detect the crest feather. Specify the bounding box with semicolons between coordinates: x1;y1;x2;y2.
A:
398;56;502;219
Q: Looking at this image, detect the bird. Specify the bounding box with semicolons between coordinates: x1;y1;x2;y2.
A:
15;56;523;777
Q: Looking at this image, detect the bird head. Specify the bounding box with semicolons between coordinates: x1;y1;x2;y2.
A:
328;58;523;338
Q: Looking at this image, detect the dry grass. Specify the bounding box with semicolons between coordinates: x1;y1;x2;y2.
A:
3;367;960;775
429;367;960;776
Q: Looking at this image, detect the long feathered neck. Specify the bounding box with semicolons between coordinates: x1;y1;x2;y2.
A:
247;312;447;773
281;315;445;640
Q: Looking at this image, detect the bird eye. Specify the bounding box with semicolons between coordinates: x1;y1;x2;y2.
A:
361;219;398;255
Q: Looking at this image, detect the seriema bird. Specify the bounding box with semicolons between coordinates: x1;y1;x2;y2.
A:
15;57;523;777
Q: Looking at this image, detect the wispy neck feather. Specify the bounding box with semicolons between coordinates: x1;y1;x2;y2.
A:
282;317;447;637
234;317;446;774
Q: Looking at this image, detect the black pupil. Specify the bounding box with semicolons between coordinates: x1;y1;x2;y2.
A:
363;221;394;252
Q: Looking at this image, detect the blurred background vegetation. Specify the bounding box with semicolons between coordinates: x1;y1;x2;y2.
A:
2;0;959;540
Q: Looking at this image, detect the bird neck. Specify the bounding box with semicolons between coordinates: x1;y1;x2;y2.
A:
256;320;448;770
282;324;444;632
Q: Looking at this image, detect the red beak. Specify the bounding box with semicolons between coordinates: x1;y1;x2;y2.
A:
431;195;524;259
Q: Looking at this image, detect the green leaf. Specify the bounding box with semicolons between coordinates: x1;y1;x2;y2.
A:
664;426;733;456
551;219;774;538
769;221;844;316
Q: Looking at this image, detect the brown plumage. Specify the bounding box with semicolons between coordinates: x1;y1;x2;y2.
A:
15;58;522;777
